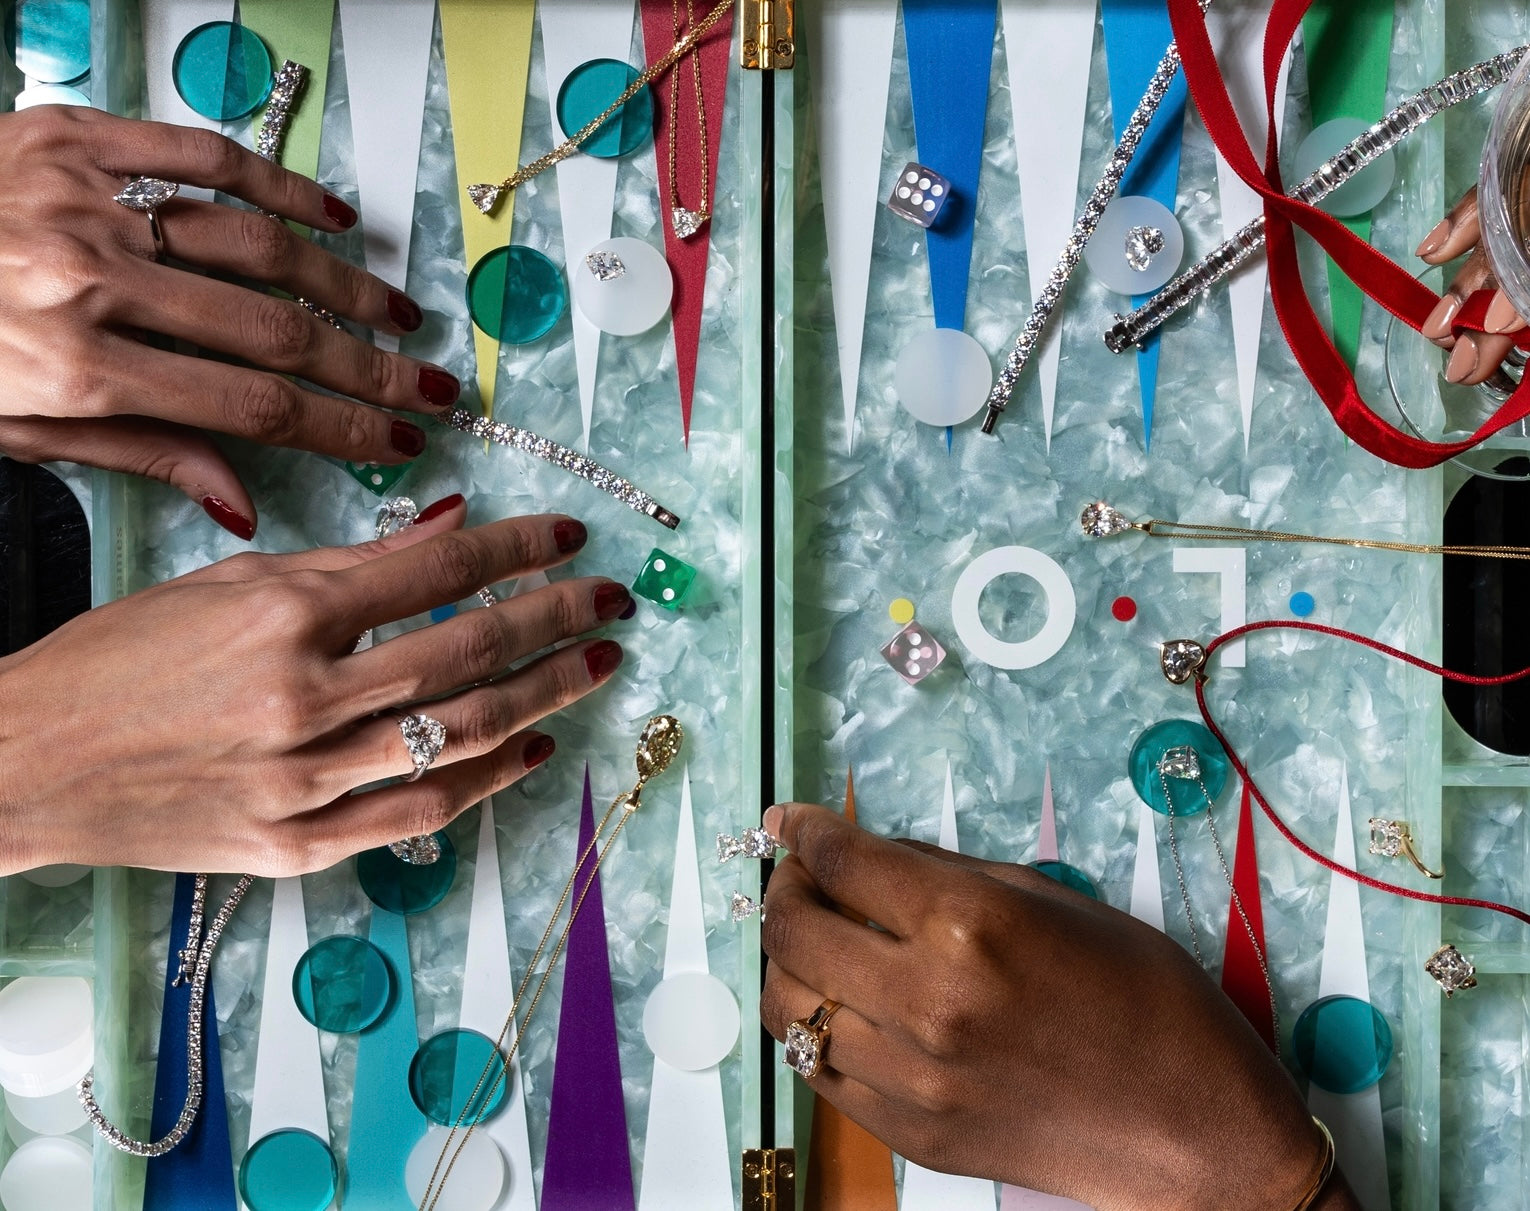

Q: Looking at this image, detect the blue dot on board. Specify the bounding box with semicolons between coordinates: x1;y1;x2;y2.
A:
556;58;652;158
1127;719;1228;816
172;21;273;121
1029;860;1099;900
1292;995;1394;1094
356;834;457;916
408;1029;510;1127
291;935;394;1034
467;246;567;345
1290;591;1316;618
4;0;91;85
238;1129;338;1211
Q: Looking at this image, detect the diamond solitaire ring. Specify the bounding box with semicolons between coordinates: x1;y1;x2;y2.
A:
114;176;180;262
391;713;448;865
783;999;841;1079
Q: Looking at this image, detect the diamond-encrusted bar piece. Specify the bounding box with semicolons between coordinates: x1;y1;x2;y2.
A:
441;408;682;529
1080;502;1136;538
1368;817;1406;858
1158;745;1202;780
672;206;709;239
114;176;179;212
1425;944;1477;997
585;250;627;281
1160;639;1208;685
256;60;307;162
1105;46;1530;354
468;183;504;215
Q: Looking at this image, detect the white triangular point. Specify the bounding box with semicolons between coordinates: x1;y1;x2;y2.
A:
460;803;537;1211
1037;765;1060;863
1307;766;1389;1211
999;1185;1094;1211
1130;800;1166;933
336;0;435;354
142;0;233;200
542;1;636;449
247;878;328;1144
1002;0;1096;449
901;762;999;1211
638;772;732;1209
804;0;897;455
1206;6;1293;449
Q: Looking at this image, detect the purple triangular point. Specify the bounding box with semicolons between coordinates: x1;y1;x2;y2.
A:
541;765;635;1211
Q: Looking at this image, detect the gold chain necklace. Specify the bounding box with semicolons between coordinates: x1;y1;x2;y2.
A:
417;715;684;1211
466;0;731;217
1081;501;1530;560
667;0;712;240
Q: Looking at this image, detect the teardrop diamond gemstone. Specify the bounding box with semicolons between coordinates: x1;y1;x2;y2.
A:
388;834;442;865
1159;639;1208;685
467;183;503;215
672;206;708;239
114;177;180;212
1124;224;1166;271
1080;501;1133;538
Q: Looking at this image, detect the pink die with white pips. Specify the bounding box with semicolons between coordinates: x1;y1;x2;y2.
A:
880;620;947;685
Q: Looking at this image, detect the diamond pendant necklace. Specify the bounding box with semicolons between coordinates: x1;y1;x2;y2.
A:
667;0;712;240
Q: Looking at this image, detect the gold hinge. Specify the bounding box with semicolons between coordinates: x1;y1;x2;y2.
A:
740;0;795;69
742;1148;797;1210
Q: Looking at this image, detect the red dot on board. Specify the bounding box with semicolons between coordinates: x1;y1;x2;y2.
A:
1111;596;1138;622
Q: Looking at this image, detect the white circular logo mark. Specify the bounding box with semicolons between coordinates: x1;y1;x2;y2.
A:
951;547;1076;670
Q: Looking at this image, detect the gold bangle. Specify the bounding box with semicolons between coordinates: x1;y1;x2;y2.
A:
1291;1117;1337;1211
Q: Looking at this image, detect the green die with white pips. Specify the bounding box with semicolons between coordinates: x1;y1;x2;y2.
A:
633;548;696;611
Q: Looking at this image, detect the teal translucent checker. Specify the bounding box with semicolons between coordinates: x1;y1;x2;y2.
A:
4;0;91;85
555;58;652;158
292;934;394;1034
172;21;273;121
467;245;567;344
238;1129;338;1211
356;834;456;916
1293;995;1394;1094
1029;860;1098;900
408;1028;509;1127
1127;719;1228;817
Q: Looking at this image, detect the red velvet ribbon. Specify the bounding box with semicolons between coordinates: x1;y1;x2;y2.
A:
1167;0;1530;468
1193;619;1530;929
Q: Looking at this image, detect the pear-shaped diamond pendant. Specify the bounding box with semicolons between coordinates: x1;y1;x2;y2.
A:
1080;502;1135;538
114;177;180;212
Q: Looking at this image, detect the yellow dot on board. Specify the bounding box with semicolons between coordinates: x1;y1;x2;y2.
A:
889;598;915;625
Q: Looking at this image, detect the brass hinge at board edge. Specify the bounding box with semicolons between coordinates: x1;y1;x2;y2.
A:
742;1148;797;1210
739;0;795;69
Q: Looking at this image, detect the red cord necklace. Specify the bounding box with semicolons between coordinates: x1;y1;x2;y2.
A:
1165;620;1530;929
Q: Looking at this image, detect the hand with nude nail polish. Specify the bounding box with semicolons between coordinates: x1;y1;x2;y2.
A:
0;106;464;540
0;500;632;876
1418;185;1529;386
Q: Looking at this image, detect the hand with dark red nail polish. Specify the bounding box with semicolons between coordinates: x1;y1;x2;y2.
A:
391;420;427;458
418;367;460;408
0;512;640;874
322;194;358;228
387;290;424;332
554;519;589;554
201;495;256;541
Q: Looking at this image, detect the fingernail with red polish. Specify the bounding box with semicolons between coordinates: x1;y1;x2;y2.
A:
1416;218;1451;258
322;193;358;229
524;734;557;771
414;493;464;525
201;495;256;541
594;582;633;621
387;290;424;332
584;639;624;682
418;367;460;408
554;519;588;554
391;420;427;458
619;596;638;621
